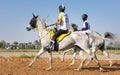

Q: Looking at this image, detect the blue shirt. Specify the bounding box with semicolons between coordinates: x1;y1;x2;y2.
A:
81;20;90;31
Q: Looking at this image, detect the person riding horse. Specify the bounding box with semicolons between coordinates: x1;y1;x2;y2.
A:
26;14;111;71
50;5;70;50
73;14;91;54
81;14;90;31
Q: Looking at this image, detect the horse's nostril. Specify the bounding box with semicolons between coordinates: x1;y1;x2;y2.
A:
26;27;31;31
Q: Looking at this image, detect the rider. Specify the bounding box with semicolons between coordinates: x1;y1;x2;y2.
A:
81;14;90;31
50;4;70;49
74;14;91;53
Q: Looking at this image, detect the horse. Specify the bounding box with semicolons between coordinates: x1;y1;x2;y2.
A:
26;14;104;71
61;24;119;67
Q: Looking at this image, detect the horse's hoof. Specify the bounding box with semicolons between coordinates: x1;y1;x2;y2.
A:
110;64;112;67
69;63;74;66
46;67;52;71
100;68;104;72
74;68;81;71
100;68;110;72
28;64;32;67
60;58;64;62
84;63;89;66
110;63;112;67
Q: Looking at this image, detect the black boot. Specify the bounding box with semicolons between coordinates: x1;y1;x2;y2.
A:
54;42;59;51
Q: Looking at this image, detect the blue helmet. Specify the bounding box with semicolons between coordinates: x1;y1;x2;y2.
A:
82;14;88;19
59;4;65;10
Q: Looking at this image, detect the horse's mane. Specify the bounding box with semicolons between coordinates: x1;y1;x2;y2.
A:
39;18;47;27
39;18;55;31
71;24;79;31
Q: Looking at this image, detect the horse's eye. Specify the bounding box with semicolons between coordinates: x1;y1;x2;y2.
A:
29;18;36;28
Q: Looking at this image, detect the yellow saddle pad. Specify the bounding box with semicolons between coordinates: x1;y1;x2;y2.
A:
50;30;71;42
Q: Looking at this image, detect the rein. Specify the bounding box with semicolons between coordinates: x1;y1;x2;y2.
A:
34;24;55;40
32;25;45;32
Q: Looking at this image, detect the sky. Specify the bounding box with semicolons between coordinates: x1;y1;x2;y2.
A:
0;0;120;43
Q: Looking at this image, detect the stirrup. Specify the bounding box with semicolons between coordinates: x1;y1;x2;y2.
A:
51;40;55;44
50;40;55;50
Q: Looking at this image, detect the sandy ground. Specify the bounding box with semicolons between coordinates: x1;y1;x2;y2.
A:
0;51;120;60
0;52;120;75
0;58;120;75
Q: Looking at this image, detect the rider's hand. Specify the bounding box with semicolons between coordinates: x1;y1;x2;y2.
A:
54;22;57;26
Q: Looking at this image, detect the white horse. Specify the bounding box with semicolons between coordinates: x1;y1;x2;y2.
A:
61;32;111;66
61;24;119;67
26;14;104;71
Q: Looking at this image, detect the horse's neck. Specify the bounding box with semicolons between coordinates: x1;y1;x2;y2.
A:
38;27;49;38
37;18;47;37
38;27;51;47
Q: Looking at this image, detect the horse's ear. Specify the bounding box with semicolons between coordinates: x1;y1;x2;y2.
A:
36;15;39;18
32;13;36;18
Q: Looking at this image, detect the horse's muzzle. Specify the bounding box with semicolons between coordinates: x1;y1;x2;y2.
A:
26;27;31;31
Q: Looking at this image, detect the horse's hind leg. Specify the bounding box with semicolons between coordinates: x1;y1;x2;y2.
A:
93;54;104;71
100;44;112;67
91;46;104;71
29;48;45;67
101;49;112;67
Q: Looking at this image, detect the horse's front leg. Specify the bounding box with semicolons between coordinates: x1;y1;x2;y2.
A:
29;48;45;67
69;47;77;66
75;50;86;71
69;52;77;66
46;51;52;70
60;49;72;62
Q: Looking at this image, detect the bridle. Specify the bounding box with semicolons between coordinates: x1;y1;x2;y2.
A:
32;23;55;40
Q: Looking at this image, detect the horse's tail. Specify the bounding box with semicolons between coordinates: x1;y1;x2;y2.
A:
104;32;120;45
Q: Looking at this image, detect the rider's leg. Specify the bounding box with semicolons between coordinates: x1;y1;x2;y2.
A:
50;29;68;48
50;30;62;50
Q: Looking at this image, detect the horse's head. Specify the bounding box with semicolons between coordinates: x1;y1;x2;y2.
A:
26;14;47;31
26;14;39;31
70;24;78;32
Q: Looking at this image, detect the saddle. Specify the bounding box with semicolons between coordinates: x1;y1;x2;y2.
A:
49;29;71;51
50;29;71;43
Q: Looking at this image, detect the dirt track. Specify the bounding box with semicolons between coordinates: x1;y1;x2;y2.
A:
1;52;120;60
0;58;120;75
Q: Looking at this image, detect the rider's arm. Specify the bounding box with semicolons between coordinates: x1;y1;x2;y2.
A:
81;22;90;31
56;20;62;25
55;13;63;25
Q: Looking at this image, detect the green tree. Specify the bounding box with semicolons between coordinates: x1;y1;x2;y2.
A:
0;40;6;48
34;40;41;49
13;41;18;49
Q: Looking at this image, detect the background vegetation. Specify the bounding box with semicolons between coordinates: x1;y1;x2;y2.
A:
0;40;41;50
0;40;120;50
